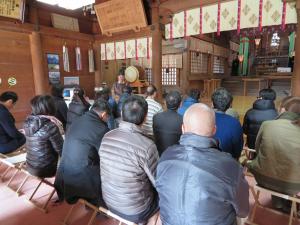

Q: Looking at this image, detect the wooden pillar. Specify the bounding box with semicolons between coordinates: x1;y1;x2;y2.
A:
94;43;102;87
151;5;162;99
29;31;47;95
292;2;300;96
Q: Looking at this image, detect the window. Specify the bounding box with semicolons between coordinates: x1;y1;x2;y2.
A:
190;51;209;74
213;56;225;74
145;68;152;84
162;68;177;86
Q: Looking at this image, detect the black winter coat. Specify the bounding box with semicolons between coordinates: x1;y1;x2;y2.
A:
243;99;278;149
55;110;109;206
0;104;26;154
66;101;90;131
53;96;68;130
24;115;63;178
153;109;183;155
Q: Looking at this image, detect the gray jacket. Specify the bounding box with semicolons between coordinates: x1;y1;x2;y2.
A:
99;121;159;217
156;133;249;225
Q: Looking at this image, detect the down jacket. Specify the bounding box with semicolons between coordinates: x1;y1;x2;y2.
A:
156;133;249;225
99;121;159;223
24;115;63;178
243;99;278;149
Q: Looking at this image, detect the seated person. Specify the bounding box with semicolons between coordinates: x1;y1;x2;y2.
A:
99;96;160;225
142;85;163;137
178;88;200;116
243;88;278;149
66;87;91;131
111;70;130;100
51;84;68;130
95;87;116;130
248;97;300;211
0;91;26;154
55;99;110;206
153;91;183;155
212;88;243;160
24;95;64;178
156;103;249;225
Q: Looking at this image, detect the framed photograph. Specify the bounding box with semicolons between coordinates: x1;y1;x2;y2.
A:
64;76;80;86
47;53;60;84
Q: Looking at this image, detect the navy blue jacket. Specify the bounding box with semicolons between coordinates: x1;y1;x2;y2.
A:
243;99;278;149
214;112;244;159
178;97;198;116
0;104;25;153
156;133;249;225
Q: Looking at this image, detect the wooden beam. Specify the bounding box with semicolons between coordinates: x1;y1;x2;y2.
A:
94;26;152;43
292;1;300;96
159;0;232;14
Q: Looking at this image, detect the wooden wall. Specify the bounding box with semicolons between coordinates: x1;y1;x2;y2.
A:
0;21;95;124
41;36;95;98
0;30;35;126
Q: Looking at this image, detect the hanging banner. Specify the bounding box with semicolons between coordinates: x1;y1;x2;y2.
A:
75;47;82;71
165;0;297;39
88;49;95;73
63;45;70;72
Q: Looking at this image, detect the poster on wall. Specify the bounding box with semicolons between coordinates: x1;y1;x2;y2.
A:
0;0;25;21
64;76;80;86
47;54;60;84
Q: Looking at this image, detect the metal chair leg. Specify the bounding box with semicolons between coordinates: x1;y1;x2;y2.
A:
16;174;30;196
62;204;76;225
41;188;56;213
29;179;43;200
6;169;19;186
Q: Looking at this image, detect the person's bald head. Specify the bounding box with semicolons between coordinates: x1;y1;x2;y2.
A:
183;103;216;137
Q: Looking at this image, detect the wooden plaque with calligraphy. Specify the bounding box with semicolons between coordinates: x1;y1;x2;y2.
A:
94;0;147;36
0;0;25;21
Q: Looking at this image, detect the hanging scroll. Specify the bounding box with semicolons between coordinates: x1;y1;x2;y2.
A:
75;47;82;71
63;45;70;72
88;49;95;73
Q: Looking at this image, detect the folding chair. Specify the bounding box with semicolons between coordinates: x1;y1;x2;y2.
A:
62;198;138;225
241;147;256;177
17;166;56;213
247;184;300;225
0;152;27;185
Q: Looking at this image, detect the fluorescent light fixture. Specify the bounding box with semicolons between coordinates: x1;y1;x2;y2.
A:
37;0;95;10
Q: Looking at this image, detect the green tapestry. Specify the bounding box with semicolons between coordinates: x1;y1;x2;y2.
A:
289;32;295;57
239;37;249;76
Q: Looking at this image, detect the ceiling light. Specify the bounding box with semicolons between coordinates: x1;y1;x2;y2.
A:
37;0;95;10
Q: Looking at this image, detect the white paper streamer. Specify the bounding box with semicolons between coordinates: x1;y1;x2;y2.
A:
63;45;70;72
88;49;95;73
75;47;82;71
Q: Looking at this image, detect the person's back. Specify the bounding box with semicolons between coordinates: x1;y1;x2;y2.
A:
212;88;243;159
156;104;249;225
249;97;300;193
0;91;26;154
153;91;183;155
215;112;243;159
55;100;110;206
243;89;278;149
178;89;200;116
142;85;163;137
51;84;68;130
99;96;159;224
24;95;63;178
